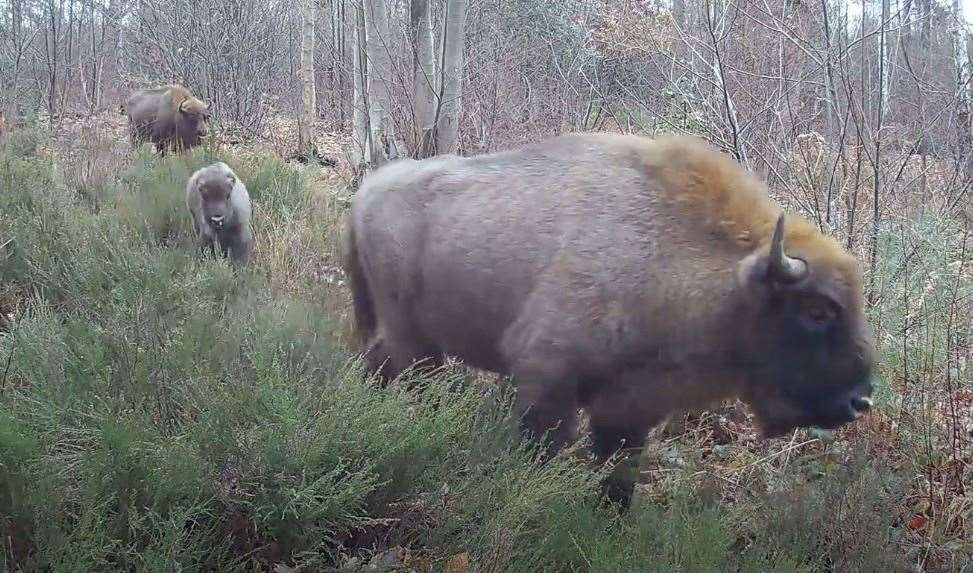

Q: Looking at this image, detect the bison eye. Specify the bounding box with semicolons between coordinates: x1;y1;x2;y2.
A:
799;298;838;331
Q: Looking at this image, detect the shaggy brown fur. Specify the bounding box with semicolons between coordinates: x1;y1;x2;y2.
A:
345;133;876;506
124;85;211;154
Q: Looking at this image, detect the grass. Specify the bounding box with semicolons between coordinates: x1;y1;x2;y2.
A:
0;126;968;571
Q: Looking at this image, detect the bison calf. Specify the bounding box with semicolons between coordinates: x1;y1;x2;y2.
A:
124;85;211;155
344;133;876;506
186;162;252;266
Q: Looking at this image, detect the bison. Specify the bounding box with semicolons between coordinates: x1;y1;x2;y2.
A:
123;84;211;155
343;133;876;504
186;162;253;266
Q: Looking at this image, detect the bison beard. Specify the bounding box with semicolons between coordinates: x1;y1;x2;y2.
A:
344;133;876;507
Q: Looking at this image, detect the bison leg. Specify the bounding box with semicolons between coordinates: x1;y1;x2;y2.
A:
500;296;589;457
585;382;656;508
588;419;647;507
194;221;217;258
227;231;253;266
365;324;444;385
512;375;579;457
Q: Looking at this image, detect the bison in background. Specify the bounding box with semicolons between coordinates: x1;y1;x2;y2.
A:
343;133;876;506
123;84;211;155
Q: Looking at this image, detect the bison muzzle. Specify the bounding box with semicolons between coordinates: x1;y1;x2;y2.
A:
343;133;876;505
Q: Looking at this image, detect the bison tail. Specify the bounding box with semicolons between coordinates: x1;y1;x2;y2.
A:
341;215;377;351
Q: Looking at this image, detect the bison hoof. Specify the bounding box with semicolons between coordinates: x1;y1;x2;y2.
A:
599;457;640;510
600;474;636;509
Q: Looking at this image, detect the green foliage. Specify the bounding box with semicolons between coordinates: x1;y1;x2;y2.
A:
0;135;913;571
0;122;45;159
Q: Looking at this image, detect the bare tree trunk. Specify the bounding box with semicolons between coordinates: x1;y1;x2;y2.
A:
435;0;468;154
673;0;686;27
869;0;891;301
953;1;973;180
350;0;370;170
364;0;396;166
820;0;844;227
299;0;317;150
704;0;747;167
3;0;25;117
411;0;436;157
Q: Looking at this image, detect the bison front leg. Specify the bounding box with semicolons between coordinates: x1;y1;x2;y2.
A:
364;323;444;386
502;336;581;456
588;419;648;508
225;230;253;267
585;378;659;509
194;220;217;258
511;372;580;457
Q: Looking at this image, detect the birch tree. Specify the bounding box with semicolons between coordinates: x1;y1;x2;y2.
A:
299;0;318;151
411;0;436;157
435;0;469;154
364;0;396;166
350;0;369;171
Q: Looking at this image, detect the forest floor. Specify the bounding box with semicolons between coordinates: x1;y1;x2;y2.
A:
0;113;970;572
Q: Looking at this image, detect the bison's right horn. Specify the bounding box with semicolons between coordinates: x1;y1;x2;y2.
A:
768;213;807;283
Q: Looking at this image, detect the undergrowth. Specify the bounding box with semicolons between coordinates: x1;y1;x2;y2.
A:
0;130;958;571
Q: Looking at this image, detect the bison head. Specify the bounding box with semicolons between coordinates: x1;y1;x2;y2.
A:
195;164;236;230
177;97;211;144
736;214;875;438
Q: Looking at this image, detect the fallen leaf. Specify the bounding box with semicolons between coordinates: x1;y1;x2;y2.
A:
907;514;928;531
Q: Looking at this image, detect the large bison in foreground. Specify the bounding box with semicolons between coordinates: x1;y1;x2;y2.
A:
123;84;211;155
343;133;875;504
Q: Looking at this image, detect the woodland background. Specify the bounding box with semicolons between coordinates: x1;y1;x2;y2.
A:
0;0;972;571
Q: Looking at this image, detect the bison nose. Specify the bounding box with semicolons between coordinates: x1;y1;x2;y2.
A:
209;215;224;226
849;396;873;419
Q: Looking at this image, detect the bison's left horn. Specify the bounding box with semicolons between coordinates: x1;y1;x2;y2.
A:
768;213;807;283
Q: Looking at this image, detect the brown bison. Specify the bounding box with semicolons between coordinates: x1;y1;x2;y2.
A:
123;84;211;154
343;133;875;504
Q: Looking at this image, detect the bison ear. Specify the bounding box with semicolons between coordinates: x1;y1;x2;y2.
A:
737;213;809;290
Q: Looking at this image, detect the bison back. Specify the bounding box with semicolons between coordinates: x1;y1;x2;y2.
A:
352;135;692;374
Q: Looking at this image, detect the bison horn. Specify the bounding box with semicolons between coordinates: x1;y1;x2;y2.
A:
768;213;807;283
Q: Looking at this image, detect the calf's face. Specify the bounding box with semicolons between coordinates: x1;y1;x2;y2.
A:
196;169;236;230
737;216;875;438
